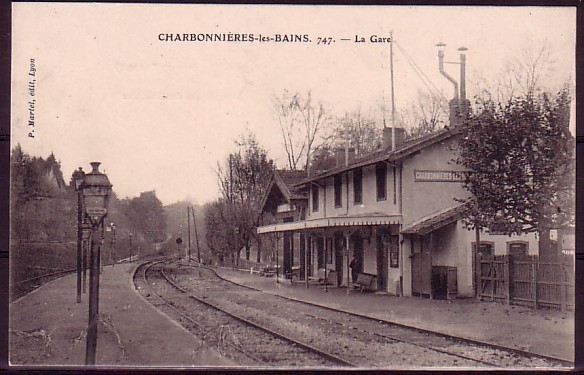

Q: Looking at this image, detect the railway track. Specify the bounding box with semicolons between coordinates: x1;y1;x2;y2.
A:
136;259;571;369
207;266;574;368
11;268;77;301
134;260;356;367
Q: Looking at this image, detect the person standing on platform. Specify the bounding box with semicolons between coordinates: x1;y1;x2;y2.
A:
349;256;360;283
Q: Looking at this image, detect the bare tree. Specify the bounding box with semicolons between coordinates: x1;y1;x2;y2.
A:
214;133;275;263
273;90;329;171
472;38;560;104
399;90;448;139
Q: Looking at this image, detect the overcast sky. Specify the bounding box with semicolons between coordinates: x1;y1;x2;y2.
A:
11;4;576;205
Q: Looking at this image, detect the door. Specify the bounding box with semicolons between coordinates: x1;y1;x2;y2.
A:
316;237;325;269
299;233;305;280
411;235;432;297
376;232;389;292
472;242;494;296
351;234;364;274
334;233;344;286
306;236;313;277
283;232;293;277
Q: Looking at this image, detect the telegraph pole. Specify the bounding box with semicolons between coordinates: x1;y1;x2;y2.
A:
129;233;133;263
187;206;191;261
390;30;396;151
192;206;201;263
76;181;83;302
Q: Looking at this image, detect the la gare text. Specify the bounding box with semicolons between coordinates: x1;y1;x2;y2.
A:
158;33;392;44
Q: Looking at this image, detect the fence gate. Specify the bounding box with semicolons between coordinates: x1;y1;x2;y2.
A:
477;255;508;303
477;254;574;310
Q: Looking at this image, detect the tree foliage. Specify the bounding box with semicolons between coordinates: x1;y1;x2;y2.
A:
207;133;274;261
329;110;382;155
10;146;73;241
120;191;167;243
456;87;574;237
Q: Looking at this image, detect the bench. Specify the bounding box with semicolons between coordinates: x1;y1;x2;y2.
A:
285;266;301;280
306;268;337;286
259;266;276;277
351;273;376;292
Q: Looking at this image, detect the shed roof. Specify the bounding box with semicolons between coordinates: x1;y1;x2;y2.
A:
400;203;468;236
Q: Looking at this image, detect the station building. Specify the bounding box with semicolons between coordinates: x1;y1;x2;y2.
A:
257;124;541;299
256;46;572;306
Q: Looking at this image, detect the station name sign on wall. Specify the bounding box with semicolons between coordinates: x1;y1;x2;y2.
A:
414;170;465;182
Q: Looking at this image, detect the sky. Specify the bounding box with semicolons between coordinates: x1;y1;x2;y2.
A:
11;4;576;205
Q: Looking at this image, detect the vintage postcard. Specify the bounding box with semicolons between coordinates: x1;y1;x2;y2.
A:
9;3;576;369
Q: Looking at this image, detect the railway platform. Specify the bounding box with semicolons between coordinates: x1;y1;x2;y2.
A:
9;261;575;367
9;263;236;368
213;266;575;362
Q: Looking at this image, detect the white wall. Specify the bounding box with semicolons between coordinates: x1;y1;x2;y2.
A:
307;164;400;220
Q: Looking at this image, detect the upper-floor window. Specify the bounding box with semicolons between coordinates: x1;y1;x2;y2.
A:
311;183;319;212
376;162;387;201
334;174;342;208
353;168;363;205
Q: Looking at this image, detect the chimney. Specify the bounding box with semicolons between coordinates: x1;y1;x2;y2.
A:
347;147;356;164
335;146;356;167
383;127;405;150
437;44;471;128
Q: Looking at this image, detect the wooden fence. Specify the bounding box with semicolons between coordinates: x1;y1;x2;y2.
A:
477;254;574;310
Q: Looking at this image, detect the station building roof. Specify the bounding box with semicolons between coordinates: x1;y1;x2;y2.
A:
295;126;462;186
401;203;468;236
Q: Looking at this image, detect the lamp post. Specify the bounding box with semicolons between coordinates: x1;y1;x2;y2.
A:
110;222;116;267
80;162;112;366
81;221;91;293
73;167;86;303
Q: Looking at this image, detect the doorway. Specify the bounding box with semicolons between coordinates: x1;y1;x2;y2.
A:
283;232;293;277
351;234;364;273
472;242;494;296
411;235;432;297
315;237;325;269
334;233;344;286
376;231;390;292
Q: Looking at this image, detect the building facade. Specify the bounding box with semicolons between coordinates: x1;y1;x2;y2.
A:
257;127;540;299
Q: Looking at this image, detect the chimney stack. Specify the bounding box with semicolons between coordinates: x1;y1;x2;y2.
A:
436;43;471;127
383;127;405;150
335;146;356;167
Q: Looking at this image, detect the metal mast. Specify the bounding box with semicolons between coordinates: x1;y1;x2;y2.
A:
390;31;396;150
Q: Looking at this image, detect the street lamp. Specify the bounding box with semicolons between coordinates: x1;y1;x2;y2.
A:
81;221;91;294
80;162;112;366
73;167;86;304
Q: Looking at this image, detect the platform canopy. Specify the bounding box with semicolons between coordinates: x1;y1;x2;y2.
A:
256;214;402;234
400;204;468;236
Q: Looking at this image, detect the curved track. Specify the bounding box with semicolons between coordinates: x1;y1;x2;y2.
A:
134;260;356;367
135;259;572;369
